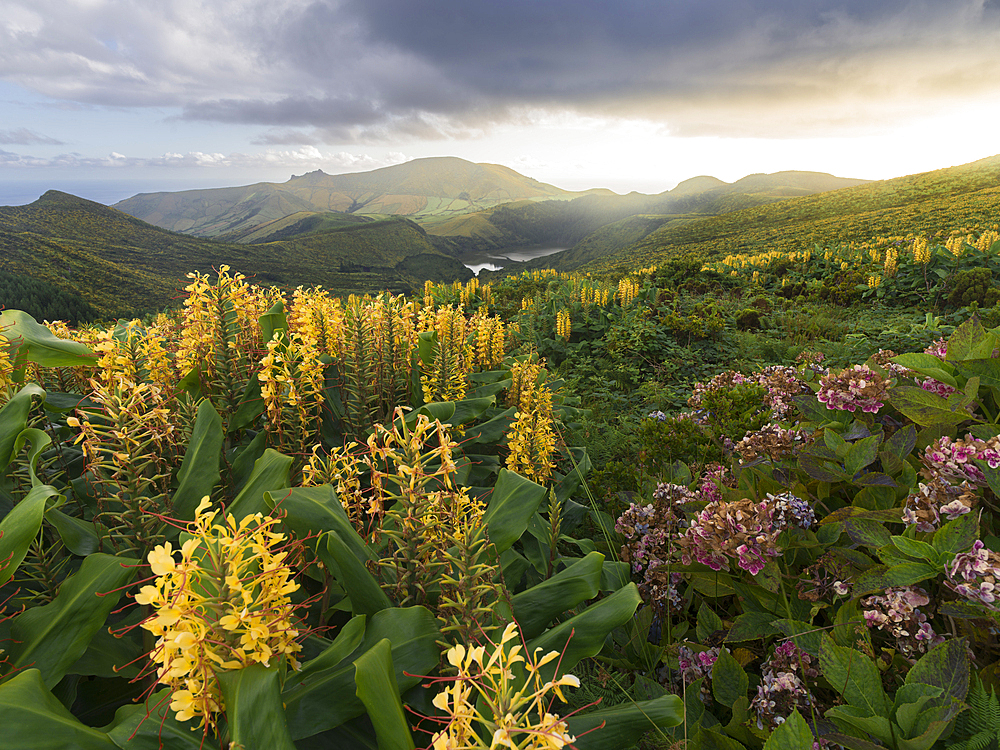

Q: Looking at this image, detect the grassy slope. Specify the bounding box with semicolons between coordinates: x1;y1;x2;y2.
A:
426;172;870;262
0;192;470;318
576;155;1000;272
114;157;608;238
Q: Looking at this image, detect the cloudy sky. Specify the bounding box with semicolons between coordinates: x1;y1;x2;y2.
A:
2;0;1000;203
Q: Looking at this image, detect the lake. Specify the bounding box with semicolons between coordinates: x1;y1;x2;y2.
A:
463;246;567;275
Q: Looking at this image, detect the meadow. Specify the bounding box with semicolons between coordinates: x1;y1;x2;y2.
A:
4;227;1000;749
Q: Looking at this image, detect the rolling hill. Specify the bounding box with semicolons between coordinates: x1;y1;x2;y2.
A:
426;170;869;260
114;156;609;239
568;154;1000;273
0;191;471;319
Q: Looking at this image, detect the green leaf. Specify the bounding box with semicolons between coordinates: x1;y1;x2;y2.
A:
890;535;940;563
0;669;117;749
527;584;642;680
771;620;823;658
226;448;292;520
890;386;975;427
933;513;979;557
171;399;223;521
7;552;138;688
325;532;392;616
893;683;943;736
726;612;779;643
45;507;98;556
354;639;415;750
846;435;880;477
819;636;889;716
824;705;895;744
0;383;45;471
268;484;390;615
11;427;51;487
762;709;814;750
482;469;548;554
843;518;892;548
711;648;748;706
696;601;725;642
948;316;988;362
0;484;62;585
567;695;683;750
283;606;440;741
905;638;970;703
891;353;958;386
955;359;1000;391
218;664;297;750
0;310;97;370
853;562;940;595
105;688;220;749
511;551;603;640
258;298;288;346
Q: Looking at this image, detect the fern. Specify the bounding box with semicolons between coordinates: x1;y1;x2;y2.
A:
948;675;1000;750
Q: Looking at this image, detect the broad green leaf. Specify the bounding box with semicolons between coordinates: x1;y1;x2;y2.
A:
905;638;970;702
726;612;779;643
711;648;748;707
691;726;749;750
843;517;892;548
171;399;223;521
890;535;940;563
0;669;117;750
218;664;297;750
8;553;138;688
696;601;725;642
69;626;143;679
259;298;288;345
295;616;367;681
11;427;51;487
567;695;683;750
845;435;880;477
45;507;98;556
105;688;220;749
890;353;958;386
955;359;1000;391
527;584;642;680
893;683;943;736
482;469;548;554
890;386;975;427
762;709;814;750
853;562;940;596
324;531;392;616
354;639;415;750
896;703;965;750
226;448;292;520
1;484;63;585
0;310;97;370
511;551;603;640
948;316;988;362
267;484;391;615
824;705;895;744
932;513;979;556
229;373;264;433
819;636;889;716
0;383;45;471
283;606;440;741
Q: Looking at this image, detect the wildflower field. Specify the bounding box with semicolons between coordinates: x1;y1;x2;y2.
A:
5;229;1000;749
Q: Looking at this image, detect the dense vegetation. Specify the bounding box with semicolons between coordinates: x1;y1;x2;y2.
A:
0;192;471;318
5;155;1000;750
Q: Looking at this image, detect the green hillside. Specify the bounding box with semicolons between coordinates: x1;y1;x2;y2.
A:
0;191;471;318
570;154;1000;272
425;170;868;260
114;156;609;238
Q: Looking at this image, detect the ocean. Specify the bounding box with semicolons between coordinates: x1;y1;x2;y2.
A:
0;178;229;207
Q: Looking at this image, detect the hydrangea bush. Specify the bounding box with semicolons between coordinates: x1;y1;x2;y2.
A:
618;315;1000;748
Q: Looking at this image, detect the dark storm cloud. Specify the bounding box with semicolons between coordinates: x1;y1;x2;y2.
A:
4;0;1000;139
0;127;64;145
